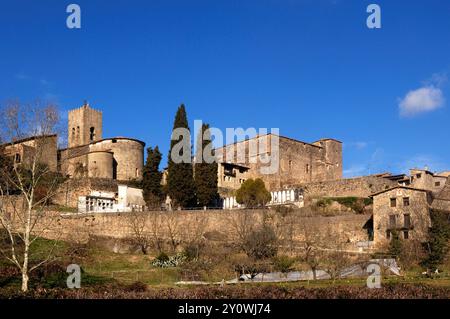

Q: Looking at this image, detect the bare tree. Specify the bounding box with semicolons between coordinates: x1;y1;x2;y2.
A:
181;212;209;259
297;214;325;280
165;211;181;252
126;211;162;254
0;100;63;292
228;210;257;252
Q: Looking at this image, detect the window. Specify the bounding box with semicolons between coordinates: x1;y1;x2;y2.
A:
390;198;397;208
288;160;292;169
386;230;391;240
71;127;75;140
306;164;310;174
15;153;21;163
403;231;409;239
435;182;441;187
416;173;422;179
89;127;96;141
135;168;139;178
389;215;396;229
404;214;411;228
403;197;410;207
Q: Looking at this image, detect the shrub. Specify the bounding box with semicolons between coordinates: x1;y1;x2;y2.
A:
180;259;212;281
236;178;271;208
273;255;296;274
388;231;403;258
274;205;294;216
243;225;278;260
183;242;205;261
155;252;169;262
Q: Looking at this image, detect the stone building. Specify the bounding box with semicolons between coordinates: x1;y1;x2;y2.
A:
432;180;450;211
58;103;145;181
409;168;448;194
215;134;342;194
371;186;433;248
0;135;58;172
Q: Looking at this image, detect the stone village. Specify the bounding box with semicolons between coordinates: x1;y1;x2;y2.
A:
1;103;450;252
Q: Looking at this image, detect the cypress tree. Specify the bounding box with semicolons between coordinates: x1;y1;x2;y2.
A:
142;146;163;209
167;104;196;208
194;123;219;207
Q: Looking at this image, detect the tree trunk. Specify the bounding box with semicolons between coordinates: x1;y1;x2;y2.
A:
21;271;29;292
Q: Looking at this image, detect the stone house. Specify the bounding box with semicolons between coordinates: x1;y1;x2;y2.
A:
0;134;58;172
371;186;433;248
432;181;450;212
409;168;447;194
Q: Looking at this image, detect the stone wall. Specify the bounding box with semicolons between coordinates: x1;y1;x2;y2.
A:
32;209;371;252
302;176;397;203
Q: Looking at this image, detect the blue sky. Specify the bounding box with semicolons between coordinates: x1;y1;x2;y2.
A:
1;0;449;176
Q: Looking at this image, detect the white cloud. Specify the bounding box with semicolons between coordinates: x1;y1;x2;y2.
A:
399;85;445;117
423;72;448;87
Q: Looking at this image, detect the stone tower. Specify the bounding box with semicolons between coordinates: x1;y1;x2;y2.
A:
68;102;103;148
313;138;343;180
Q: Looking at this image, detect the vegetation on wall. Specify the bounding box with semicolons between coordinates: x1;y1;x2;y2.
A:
315;197;372;214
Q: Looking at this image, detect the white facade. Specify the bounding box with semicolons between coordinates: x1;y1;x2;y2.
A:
222;188;304;209
78;184;145;213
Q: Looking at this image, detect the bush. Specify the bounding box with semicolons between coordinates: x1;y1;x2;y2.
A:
236;178;271;208
388;231;403;258
274;205;294;216
155;252;169;262
243;225;278;260
180;259;212;281
315;197;370;214
273;255;296;274
183;242;205;261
